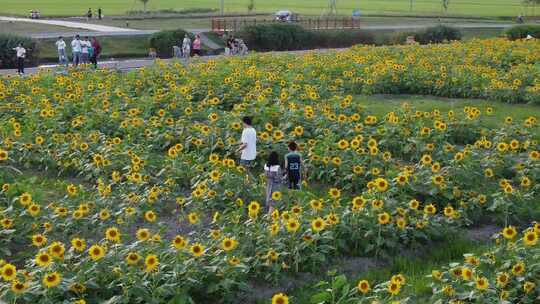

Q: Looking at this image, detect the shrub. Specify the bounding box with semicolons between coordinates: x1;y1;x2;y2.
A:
0;34;39;69
414;25;462;44
148;29;193;58
238;23;374;51
239;23;315;51
505;25;540;40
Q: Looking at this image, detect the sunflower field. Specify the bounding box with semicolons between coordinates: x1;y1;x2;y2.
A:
0;38;539;304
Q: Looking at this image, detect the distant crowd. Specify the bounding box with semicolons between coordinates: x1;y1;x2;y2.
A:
11;35;102;75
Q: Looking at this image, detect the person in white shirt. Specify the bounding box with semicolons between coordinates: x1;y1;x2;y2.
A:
236;116;257;167
81;37;90;64
71;35;82;66
182;34;191;58
55;36;68;66
12;43;26;75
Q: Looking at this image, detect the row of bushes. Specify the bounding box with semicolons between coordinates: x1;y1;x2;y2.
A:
237;24;464;52
505;24;540;40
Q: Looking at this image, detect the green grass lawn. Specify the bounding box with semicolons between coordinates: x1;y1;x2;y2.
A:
0;0;533;17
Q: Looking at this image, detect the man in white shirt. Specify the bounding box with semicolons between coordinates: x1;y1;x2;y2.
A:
81;36;90;64
71;35;82;66
12;43;26;75
55;36;68;66
236;116;257;168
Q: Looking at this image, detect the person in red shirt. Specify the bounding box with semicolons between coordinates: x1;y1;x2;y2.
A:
90;37;102;68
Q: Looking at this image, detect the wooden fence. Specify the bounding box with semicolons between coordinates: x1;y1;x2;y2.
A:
211;18;360;33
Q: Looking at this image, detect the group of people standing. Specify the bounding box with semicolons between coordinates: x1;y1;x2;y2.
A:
235;117;304;214
174;34;202;59
56;35;102;68
225;36;248;56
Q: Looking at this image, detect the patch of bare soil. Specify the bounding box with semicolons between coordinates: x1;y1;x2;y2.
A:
465;224;500;243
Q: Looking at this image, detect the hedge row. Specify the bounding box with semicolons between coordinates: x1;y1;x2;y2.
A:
505;25;540;40
237;24;465;52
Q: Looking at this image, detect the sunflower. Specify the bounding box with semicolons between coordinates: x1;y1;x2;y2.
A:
475;276;489;291
357;279;370;294
378;212;391;225
461;267;473;281
1;263;17;281
188;212;200;224
337;139;349;150
35;252;52;267
19;192;32;206
375;178;389;192
512;261;525;276
0;149;8;161
144;210;156;222
311;218;326;232
144;254;159;272
221;237;238;251
523;281;536;294
520;176;531;188
271;293;289;304
286;219;300;233
523;230;538;246
529;150;539;161
420;154;432;165
271;191;282;201
352;196;366;209
25;203;40;217
424;204;436;215
70;282;87;294
328;188;341;199
11;280;28;294
387;282;401;295
42;272;61;288
165;235;184;250
228;257;241;266
48;242;65;259
496;272;509;287
126;252;141;265
136;228;151;241
88;244;106;261
71;238;86;252
190;243;205;257
409;199;420;210
248;201;260;214
502;226;517;239
32;234;48;247
105;227;121;243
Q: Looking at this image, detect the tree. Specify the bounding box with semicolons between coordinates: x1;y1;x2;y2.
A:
139;0;149;13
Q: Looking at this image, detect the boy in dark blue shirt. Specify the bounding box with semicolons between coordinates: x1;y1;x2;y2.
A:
284;141;303;189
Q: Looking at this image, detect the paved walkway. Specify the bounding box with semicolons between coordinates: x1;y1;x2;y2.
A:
0;16;137;32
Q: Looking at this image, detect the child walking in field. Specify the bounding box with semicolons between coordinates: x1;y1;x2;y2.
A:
284;141;303;189
264;151;282;214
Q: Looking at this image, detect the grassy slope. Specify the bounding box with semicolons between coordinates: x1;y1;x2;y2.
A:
0;0;529;17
